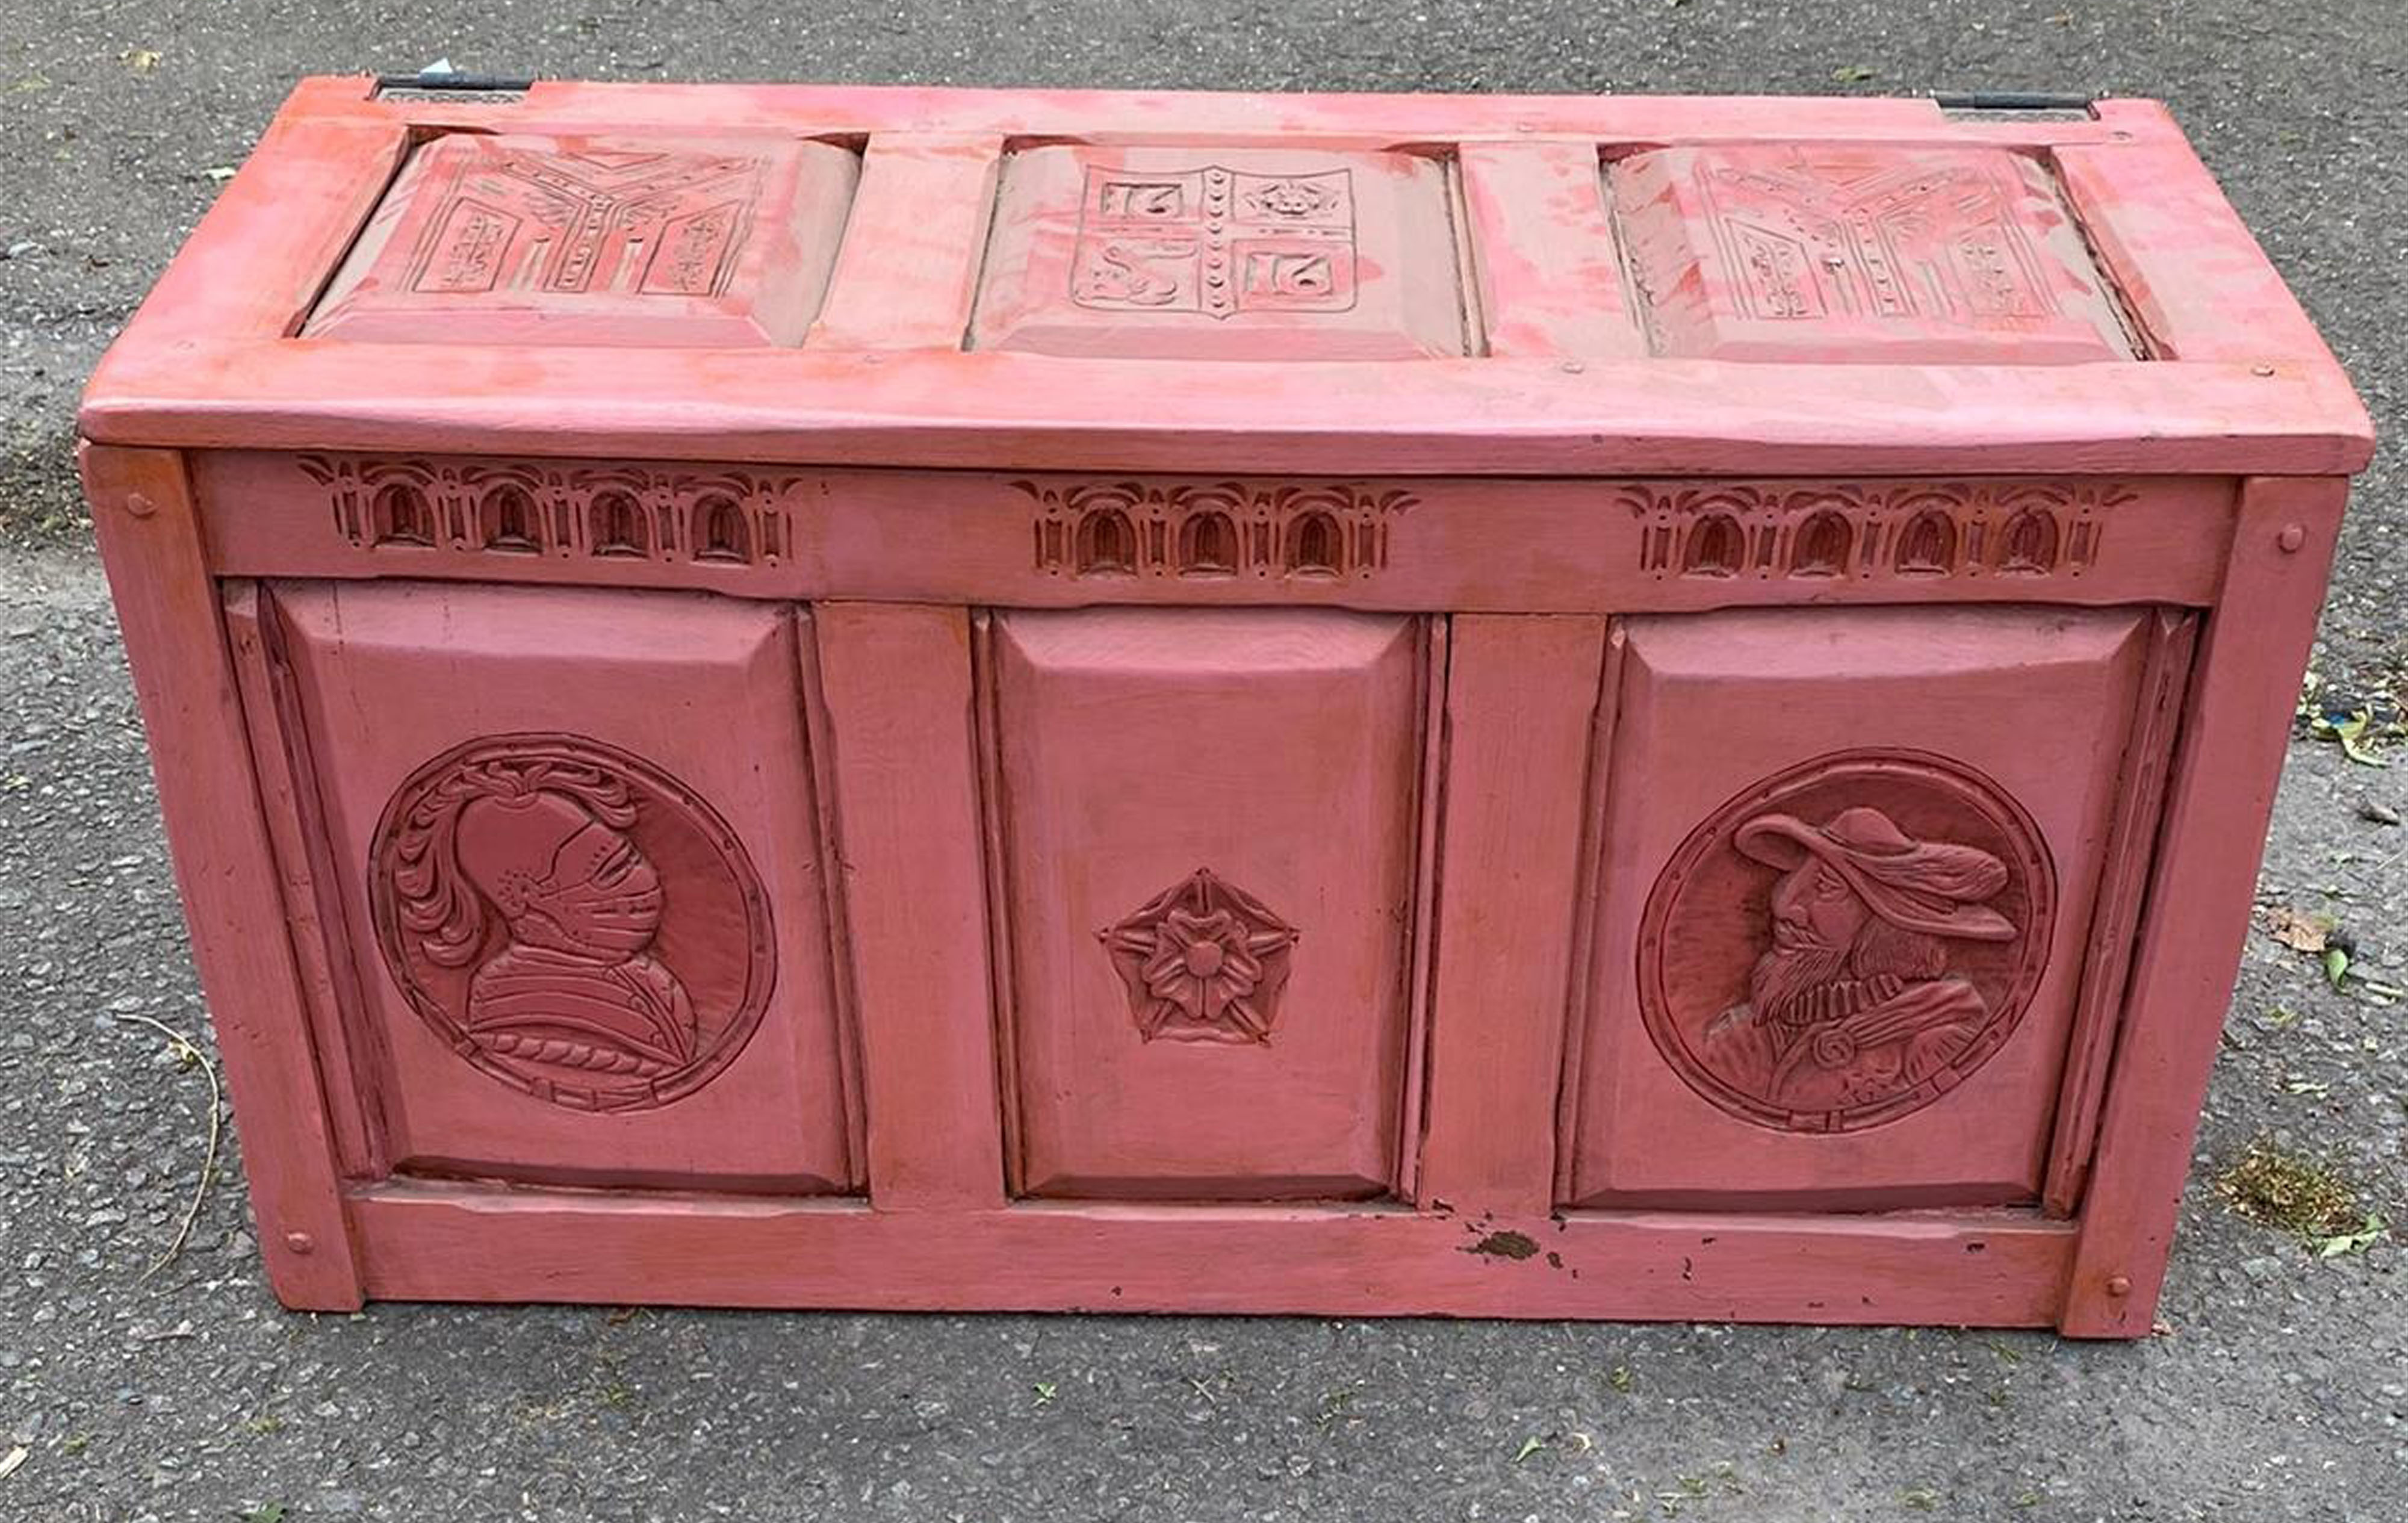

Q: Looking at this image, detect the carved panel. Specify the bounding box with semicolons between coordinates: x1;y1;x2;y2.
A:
1621;481;2124;582
403;145;761;297
1702;155;2055;323
1100;869;1300;1044
1637;750;2056;1134
1072;164;1358;318
1016;477;1413;581
988;609;1424;1200
303;132;858;347
297;454;798;567
1615;146;2135;363
973;145;1466;359
370;734;776;1113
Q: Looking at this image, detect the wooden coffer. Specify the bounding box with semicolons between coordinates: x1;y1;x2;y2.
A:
77;78;2371;1334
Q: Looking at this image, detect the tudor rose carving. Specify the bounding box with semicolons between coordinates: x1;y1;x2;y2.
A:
1638;751;2055;1132
371;735;775;1112
1101;869;1300;1044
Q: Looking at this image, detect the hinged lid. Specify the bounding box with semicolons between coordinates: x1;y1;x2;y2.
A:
82;79;2371;477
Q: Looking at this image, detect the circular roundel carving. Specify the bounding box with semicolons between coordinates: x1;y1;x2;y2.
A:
1637;749;2056;1134
370;734;775;1113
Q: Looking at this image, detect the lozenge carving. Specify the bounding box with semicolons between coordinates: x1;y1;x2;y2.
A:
371;735;775;1111
1638;751;2055;1132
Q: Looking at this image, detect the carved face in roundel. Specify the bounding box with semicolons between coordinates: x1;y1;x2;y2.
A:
1637;751;2055;1134
371;735;774;1113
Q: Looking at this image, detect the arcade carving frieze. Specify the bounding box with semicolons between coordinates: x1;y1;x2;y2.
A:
297;454;800;566
1016;477;1415;582
275;455;2159;597
1620;480;2127;582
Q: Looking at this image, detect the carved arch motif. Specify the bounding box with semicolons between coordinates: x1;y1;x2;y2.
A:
1018;477;1417;582
299;454;801;568
1621;481;2128;583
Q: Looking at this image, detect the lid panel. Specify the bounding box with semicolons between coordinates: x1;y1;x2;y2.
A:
1613;144;2136;364
971;145;1471;360
303;132;859;347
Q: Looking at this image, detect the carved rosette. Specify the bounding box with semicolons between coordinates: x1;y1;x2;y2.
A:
1100;869;1301;1044
370;734;775;1112
1637;750;2055;1134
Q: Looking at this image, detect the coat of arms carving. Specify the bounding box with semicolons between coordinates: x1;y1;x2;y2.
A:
1072;165;1358;319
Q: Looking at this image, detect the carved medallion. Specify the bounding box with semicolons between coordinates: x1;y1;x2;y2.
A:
1099;869;1300;1044
1637;751;2055;1133
370;735;775;1112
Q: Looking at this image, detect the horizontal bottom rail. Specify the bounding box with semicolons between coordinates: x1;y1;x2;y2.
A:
341;1182;2082;1332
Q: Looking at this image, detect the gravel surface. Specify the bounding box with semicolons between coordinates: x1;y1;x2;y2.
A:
2;3;2404;1520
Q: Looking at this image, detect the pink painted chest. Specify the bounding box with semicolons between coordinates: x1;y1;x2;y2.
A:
78;78;2372;1334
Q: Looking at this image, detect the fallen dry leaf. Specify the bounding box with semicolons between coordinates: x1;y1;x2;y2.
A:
2259;905;2333;953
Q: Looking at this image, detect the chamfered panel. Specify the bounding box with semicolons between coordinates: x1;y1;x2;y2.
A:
265;581;853;1192
304;132;860;347
971;144;1469;360
990;609;1426;1199
1563;605;2153;1211
1613;144;2136;364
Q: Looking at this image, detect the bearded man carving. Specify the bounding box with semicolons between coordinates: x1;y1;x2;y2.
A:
1703;805;2017;1113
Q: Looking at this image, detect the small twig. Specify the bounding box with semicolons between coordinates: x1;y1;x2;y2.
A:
113;1013;223;1283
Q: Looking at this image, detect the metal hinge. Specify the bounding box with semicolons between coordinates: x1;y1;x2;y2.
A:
1930;90;2097;120
373;63;535;102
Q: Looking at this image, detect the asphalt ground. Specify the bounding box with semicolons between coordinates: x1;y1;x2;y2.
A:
1;3;2404;1519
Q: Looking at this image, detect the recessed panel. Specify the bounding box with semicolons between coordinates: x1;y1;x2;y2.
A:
305;132;859;346
1613;144;2135;363
992;609;1426;1199
1563;605;2152;1210
972;146;1469;359
269;582;852;1192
